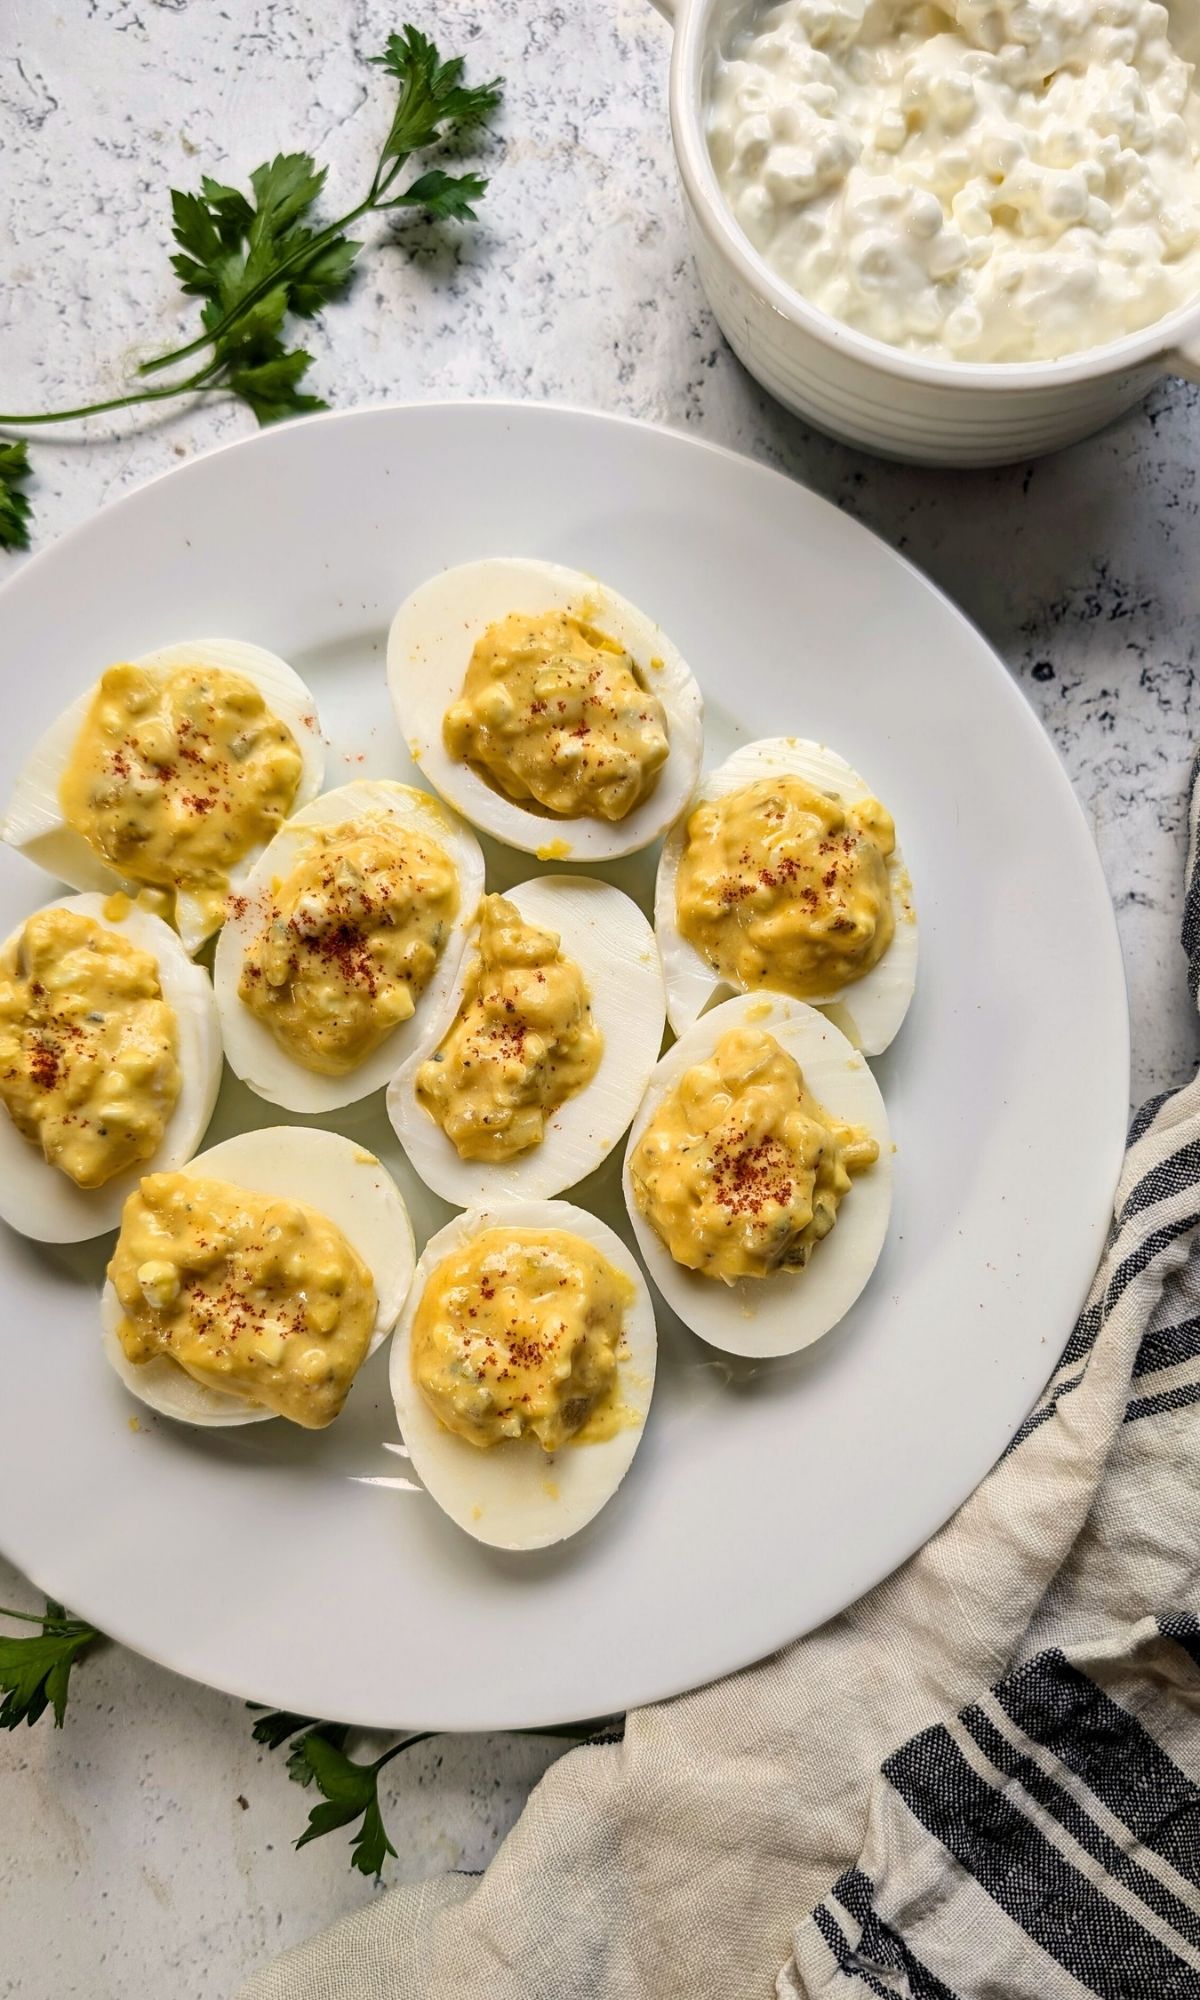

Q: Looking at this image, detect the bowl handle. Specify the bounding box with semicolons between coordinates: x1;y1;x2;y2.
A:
647;0;676;17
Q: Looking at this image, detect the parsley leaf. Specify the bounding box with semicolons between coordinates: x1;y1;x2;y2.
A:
169;154;349;366
287;236;362;320
383;169;489;221
248;1705;323;1751
294;1732;405;1880
0;23;504;545
247;1707;351;1784
373;27;502;169
0;442;32;552
287;1724;348;1788
224;346;326;427
0;1600;98;1728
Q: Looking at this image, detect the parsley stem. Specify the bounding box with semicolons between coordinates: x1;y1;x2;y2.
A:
0;363;223;428
0;1603;95;1637
373;1731;434;1772
136;192;380;380
370;154;408;202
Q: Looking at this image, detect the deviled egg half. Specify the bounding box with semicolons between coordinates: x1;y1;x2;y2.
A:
3;639;325;955
391;1200;656;1550
387;558;704;860
387;875;665;1204
0;892;220;1243
213;780;485;1114
623;992;892;1359
656;737;917;1054
101;1126;414;1429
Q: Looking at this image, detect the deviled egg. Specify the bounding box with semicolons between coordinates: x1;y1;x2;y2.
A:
0;892;220;1243
101;1126;414;1428
387;558;704;860
391;1199;656;1550
623;992;892;1358
387;875;665;1204
656;737;917;1054
213;780;485;1114
2;639;325;955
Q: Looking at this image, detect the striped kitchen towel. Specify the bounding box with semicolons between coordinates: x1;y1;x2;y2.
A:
239;773;1200;2000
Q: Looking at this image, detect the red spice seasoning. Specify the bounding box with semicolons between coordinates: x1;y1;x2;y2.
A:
28;1035;60;1092
710;1132;797;1219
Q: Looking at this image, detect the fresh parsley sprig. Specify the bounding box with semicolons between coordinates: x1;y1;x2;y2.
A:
251;1706;596;1878
0;1599;99;1729
250;1708;434;1878
0;26;502;550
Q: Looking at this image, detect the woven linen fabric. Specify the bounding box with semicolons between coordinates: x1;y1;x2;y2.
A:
239;770;1200;2000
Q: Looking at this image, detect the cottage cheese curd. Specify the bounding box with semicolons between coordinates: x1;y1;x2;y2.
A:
708;0;1200;360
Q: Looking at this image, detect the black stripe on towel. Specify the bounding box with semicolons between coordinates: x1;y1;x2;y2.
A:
1007;1369;1087;1454
991;1651;1200;1888
1120;1140;1200;1224
885;1724;1198;1996
1133;1314;1200;1379
1105;1211;1200;1315
1129;1091;1177;1148
811;1903;893;1998
1010;1200;1200;1457
1181;744;1200;998
830;1869;963;2000
1126;1381;1200;1424
1035;1116;1197;1379
1059;1301;1103;1371
1044;1207;1200;1428
960;1705;1200;1948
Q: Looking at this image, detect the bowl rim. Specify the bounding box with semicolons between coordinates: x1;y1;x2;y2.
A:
669;0;1200;394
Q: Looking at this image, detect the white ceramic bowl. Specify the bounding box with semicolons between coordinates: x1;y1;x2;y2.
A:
653;0;1200;466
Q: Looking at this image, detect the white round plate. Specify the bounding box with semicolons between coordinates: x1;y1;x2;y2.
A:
0;404;1127;1731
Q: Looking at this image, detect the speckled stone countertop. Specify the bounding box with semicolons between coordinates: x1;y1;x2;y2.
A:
3;2;1199;1994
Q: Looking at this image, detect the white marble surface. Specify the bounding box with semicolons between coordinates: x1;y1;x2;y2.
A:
2;1;1199;1994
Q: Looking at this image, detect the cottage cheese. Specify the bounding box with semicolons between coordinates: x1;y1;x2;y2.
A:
708;0;1200;360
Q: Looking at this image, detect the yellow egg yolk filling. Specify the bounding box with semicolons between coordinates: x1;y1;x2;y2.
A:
415;894;603;1163
237;819;460;1076
0;907;180;1189
410;1227;634;1451
442;610;669;823
628;1026;877;1284
60;662;305;935
109;1172;377;1427
675;775;895;999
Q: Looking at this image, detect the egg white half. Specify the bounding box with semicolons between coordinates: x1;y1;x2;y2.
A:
213;780;485;1115
0;893;221;1245
2;638;326;955
656;737;917;1055
391;1199;657;1550
387;875;665;1205
387;558;704;860
101;1126;415;1427
622;991;893;1359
